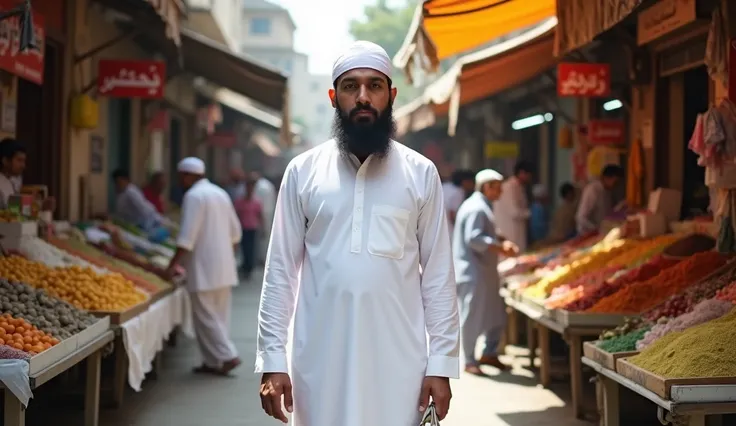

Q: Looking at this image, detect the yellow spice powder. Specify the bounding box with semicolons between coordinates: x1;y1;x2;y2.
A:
629;307;736;378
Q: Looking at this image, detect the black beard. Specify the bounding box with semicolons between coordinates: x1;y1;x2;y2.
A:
331;100;396;159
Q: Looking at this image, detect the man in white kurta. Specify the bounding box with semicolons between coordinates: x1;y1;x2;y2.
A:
166;157;243;375
256;41;460;426
494;161;533;252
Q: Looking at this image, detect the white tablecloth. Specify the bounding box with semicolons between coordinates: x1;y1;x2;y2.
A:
121;287;193;391
0;359;32;406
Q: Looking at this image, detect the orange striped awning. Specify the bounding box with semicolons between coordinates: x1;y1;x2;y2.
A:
394;0;556;81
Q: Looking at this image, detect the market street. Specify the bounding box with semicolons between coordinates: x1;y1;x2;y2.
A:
75;272;588;426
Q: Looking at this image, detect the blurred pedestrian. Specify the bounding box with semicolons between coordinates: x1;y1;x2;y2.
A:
233;177;264;280
453;169;518;376
494;161;533;252
443;169;475;234
529;184;550;244
256;41;459;426
142;171;166;213
547;182;579;243
166;157;242;376
576;164;623;234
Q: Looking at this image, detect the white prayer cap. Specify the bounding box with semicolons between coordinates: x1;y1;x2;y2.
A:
177;157;206;175
332;40;392;84
475;169;504;191
532;184;548;198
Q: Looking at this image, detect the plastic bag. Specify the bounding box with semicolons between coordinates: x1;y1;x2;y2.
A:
0;359;33;407
419;402;440;425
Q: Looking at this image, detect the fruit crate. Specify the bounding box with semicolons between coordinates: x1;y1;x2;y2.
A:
617;358;736;402
555;310;628;328
74;316;110;349
582;341;638;371
91;298;151;325
28;333;78;375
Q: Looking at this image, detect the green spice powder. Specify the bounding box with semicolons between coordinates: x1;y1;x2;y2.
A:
630;307;736;378
597;327;650;353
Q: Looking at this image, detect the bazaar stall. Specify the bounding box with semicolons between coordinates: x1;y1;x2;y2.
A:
0;216;189;424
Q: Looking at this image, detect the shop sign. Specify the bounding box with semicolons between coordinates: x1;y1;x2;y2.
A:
484;141;519;159
557;63;611;97
637;0;697;46
97;60;165;99
0;1;45;85
587;120;626;146
207;131;236;148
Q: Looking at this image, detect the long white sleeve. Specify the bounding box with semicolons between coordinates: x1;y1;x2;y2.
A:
255;164;305;374
176;194;204;251
417;170;460;379
575;183;598;234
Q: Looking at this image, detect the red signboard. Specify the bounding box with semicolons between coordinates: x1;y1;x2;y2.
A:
557;62;611;97
97;60;166;98
0;1;45;85
208;131;236;148
587;120;626;145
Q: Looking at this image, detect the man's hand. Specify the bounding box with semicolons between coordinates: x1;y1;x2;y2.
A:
501;240;520;257
260;373;293;423
418;376;452;420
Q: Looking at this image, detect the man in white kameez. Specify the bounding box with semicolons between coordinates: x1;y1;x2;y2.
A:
576;164;624;235
256;41;460;426
453;169;519;376
494;161;533;253
166;157;243;376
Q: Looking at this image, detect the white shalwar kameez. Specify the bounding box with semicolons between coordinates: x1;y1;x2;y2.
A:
177;178;242;368
255;140;460;426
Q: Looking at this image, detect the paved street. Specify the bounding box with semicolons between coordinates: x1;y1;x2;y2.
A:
29;273;590;426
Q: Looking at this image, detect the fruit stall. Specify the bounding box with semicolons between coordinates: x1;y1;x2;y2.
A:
500;228;724;421
0;218;189;426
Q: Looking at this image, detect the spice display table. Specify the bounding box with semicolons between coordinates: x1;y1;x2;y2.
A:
504;296;610;420
2;330;115;426
583;356;736;426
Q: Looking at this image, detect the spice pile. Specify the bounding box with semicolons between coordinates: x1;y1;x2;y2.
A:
629;307;736;378
716;281;736;302
637;299;733;350
564;255;681;311
643;263;736;321
524;239;636;299
598;326;650;353
586;252;727;314
544;266;621;309
605;234;680;269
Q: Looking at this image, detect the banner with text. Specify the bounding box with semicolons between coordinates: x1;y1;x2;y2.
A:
97;60;166;98
0;0;45;84
557;62;611;97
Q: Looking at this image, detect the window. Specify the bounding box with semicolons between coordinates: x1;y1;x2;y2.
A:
250;18;271;35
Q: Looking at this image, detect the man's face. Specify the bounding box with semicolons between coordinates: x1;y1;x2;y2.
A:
3;152;25;177
329;68;398;158
461;178;475;195
602;176;619;190
114;177;128;193
483;181;503;201
517;170;532;185
178;172;196;191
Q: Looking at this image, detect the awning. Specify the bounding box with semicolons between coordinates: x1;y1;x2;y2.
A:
397;19;558;136
394;0;556;81
180;29;288;112
252;132;282;157
555;0;644;56
92;0;186;46
194;80;303;135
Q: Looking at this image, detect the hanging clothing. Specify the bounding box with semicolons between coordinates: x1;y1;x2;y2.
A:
575;179;612;234
255;140;460;426
493;176;530;252
452;191;506;366
177;178;242;293
627;138;644;208
190;287;239;368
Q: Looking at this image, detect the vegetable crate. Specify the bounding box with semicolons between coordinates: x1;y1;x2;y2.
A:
91;299;150;325
582;341;638;372
617;358;736;401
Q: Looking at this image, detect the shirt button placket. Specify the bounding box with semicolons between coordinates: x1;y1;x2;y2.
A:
351;166;368;253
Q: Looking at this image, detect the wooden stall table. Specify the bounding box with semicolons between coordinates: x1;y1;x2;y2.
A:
2;330;115;426
505;296;615;420
584;356;736;426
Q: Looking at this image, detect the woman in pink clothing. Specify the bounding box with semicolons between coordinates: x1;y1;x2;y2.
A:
233;178;264;280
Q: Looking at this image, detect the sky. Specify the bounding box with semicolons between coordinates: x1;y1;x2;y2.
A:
269;0;407;75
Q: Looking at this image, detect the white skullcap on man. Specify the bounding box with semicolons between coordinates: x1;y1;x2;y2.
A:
177;157;206;175
332;40;392;83
475;169;504;191
532;184;548;198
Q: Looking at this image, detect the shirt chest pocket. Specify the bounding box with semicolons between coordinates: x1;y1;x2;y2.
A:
367;205;411;260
